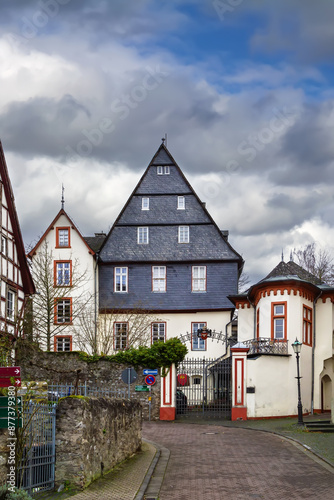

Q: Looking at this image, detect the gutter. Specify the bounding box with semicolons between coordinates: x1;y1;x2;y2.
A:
94;252;100;355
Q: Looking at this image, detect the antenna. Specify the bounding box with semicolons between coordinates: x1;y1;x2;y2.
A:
61;184;65;210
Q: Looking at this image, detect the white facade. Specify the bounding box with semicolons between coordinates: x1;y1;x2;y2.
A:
28;209;97;352
231;263;334;419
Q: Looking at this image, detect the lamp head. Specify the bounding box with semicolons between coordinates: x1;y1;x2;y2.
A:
292;338;302;354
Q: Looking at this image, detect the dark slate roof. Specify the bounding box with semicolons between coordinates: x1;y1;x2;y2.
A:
261;260;323;286
99;143;243;267
84;234;106;253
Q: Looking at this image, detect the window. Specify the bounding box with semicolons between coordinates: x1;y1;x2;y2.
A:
55;298;72;324
55;336;72;352
115;267;128;292
193;377;201;385
192;266;206;292
56;227;70;247
178;226;189;243
192;322;207;351
55;261;71;286
142;198;149;210
114;323;128;350
138;227;149;244
7;290;15;320
152;322;166;344
157;166;170;175
303;305;312;346
256;308;260;339
271;302;286;340
152;266;166;292
177;196;185;210
1;236;7;255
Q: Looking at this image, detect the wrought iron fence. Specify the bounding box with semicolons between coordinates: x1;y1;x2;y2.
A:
47;382;127;401
243;338;289;356
17;402;56;495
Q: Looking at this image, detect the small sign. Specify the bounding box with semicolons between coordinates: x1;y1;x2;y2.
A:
143;369;158;375
145;375;156;386
0;378;21;388
0;408;20;418
177;374;189;387
135;385;150;392
121;368;137;385
0;367;21;377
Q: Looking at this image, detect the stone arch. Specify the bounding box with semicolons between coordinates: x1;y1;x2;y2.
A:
321;374;332;411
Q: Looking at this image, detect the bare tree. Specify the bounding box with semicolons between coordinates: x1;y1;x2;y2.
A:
238;268;250;293
294;243;334;285
73;305;163;355
29;241;92;350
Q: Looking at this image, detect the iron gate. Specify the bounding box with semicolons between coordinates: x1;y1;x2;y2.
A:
176;357;232;418
17;402;56;495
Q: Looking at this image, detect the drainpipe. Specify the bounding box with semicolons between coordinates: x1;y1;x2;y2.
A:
311;289;322;415
246;292;256;340
94;252;99;355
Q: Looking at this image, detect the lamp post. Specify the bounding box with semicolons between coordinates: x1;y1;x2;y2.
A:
292;338;304;426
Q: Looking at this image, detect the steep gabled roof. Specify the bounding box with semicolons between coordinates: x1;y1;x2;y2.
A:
28;208;95;258
0;142;35;295
99;143;243;270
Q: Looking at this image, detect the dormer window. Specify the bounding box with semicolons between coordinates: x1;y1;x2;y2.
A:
142;197;149;210
157;166;170;175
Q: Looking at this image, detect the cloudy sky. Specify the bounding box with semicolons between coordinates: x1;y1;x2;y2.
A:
1;0;334;283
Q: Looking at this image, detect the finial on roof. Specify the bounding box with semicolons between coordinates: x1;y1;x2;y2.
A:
61;184;65;210
281;249;284;262
290;250;293;262
161;133;167;147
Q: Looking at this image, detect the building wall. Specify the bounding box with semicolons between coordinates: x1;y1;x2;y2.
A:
31;213;97;352
0;178;26;335
316;299;334;410
99;261;238;311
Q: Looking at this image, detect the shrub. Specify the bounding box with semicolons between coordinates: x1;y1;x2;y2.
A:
0;486;33;500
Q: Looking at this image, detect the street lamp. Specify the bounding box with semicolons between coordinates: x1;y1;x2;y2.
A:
292;338;304;426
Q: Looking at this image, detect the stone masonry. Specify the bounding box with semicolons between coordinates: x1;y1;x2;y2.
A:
55;396;142;490
17;349;160;420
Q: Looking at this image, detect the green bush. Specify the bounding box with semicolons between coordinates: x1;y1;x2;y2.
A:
0;486;33;500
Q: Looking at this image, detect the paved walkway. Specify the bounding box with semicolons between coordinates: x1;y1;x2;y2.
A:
142;421;334;500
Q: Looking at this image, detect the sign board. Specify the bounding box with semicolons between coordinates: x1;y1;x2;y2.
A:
135;385;150;392
0;378;21;388
121;368;137;385
143;369;158;375
0;408;20;418
145;375;156;386
0;367;21;377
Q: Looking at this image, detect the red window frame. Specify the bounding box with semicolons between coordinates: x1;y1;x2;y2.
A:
303;305;313;346
54;335;72;352
191;322;207;351
271;301;287;341
54;260;72;287
54;298;72;325
256;308;260;339
151;322;166;344
114;322;128;351
56;227;71;248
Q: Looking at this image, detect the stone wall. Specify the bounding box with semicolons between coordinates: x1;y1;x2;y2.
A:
55;396;142;490
17;349;160;420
